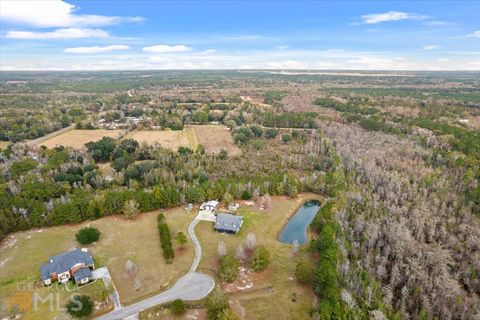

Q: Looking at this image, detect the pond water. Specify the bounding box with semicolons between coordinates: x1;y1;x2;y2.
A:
279;200;321;245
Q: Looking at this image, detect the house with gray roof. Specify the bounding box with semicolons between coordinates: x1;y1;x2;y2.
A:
40;248;95;286
215;212;243;234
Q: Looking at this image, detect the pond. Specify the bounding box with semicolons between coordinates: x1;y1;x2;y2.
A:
279;200;321;245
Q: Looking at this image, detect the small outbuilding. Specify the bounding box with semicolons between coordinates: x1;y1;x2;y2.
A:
215;212;243;234
200;200;219;213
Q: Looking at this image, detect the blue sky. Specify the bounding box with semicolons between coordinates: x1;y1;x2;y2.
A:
1;0;479;70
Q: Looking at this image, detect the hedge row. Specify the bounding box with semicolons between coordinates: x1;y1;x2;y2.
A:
157;214;175;263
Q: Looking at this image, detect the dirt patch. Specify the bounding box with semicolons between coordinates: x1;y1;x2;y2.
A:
38;129;125;149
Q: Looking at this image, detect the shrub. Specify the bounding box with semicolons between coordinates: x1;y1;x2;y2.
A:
170;299;186;315
218;308;240;320
264;128;279;139
241;190;251;200
251;245;270;272
157;214;175;263
65;295;94;318
295;260;315;284
75;227;100;245
218;255;239;283
123;199;140;220
282;134;292;143
175;231;187;248
207;291;229;320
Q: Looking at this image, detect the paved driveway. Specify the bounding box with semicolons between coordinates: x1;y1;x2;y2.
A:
96;218;214;320
96;273;214;320
92;267;122;310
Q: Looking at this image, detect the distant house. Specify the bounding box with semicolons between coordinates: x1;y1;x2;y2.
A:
40;248;95;286
215;213;243;234
228;203;240;212
200;200;219;213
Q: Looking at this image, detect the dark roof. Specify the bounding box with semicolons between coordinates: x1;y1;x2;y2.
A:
40;249;93;280
215;213;243;233
73;267;92;282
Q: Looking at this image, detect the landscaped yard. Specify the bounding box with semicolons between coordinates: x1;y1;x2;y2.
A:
0;207;195;319
196;194;320;320
139;194;321;320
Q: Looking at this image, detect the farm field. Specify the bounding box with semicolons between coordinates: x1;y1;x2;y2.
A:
37;129;125;149
123;129;195;151
0;207;195;318
187;125;241;156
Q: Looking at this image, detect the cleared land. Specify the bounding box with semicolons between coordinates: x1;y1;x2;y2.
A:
124;130;194;151
0;208;195;319
187;125;241;156
37;129;125;149
0;141;10;150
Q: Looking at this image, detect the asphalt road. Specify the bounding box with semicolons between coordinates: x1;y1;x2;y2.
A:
96;218;214;320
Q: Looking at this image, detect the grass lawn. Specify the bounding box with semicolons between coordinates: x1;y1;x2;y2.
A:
0;207;195;318
195;193;322;320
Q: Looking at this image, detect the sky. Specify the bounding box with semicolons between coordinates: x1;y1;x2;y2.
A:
0;0;479;71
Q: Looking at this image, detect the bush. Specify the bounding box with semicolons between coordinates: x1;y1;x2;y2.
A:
75;227;100;245
282;134;292;143
207;291;229;320
295;260;315;284
251;245;270;272
241;190;251;200
264;128;279;139
157;214;175;263
170;299;185;315
218;255;239;283
65;295;94;318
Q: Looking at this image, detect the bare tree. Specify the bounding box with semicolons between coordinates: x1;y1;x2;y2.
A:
245;232;257;251
236;244;246;261
217;240;227;258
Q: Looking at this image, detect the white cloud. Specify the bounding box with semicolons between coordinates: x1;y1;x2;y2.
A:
423;45;440;50
198;49;216;55
361;11;427;24
2;48;479;71
5;28;109;39
467;30;480;38
142;45;191;53
424;20;454;26
0;0;143;28
64;45;130;54
265;60;305;69
219;35;281;42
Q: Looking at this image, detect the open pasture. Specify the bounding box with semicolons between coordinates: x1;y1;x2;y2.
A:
123;129;195;151
187;125;241;156
37;129;125;149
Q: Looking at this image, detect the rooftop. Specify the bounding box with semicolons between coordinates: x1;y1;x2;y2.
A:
41;248;93;280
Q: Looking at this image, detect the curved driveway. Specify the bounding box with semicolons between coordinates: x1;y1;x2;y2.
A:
96;218;214;320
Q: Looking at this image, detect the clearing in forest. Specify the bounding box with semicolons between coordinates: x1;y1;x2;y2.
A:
37;129;125;149
123;129;194;151
187;125;241;156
